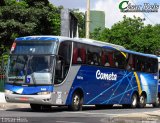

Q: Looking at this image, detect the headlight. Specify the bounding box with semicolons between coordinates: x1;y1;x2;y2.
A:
5;90;13;94
37;92;51;95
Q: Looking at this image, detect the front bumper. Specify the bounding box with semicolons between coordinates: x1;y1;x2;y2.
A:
5;93;53;105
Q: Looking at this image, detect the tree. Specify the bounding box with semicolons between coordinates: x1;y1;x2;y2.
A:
109;16;144;50
0;0;60;52
133;24;160;53
91;16;160;54
71;10;85;38
90;27;110;42
0;0;61;67
24;0;49;7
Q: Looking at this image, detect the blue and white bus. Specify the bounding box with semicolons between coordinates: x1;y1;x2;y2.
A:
5;36;159;111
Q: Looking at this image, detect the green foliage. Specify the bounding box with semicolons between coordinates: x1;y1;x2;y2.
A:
0;0;61;51
1;0;159;59
91;16;160;54
72;11;85;38
0;0;61;68
24;0;49;7
0;55;9;75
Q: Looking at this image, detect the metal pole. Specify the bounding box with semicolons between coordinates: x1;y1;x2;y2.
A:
86;0;90;39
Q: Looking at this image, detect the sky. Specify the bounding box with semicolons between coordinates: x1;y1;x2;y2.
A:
49;0;160;28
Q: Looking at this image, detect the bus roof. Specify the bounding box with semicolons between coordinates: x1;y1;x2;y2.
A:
15;36;125;50
15;36;59;42
15;36;158;59
121;49;158;59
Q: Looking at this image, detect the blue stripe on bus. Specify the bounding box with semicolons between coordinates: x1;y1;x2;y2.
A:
16;36;58;41
5;84;53;95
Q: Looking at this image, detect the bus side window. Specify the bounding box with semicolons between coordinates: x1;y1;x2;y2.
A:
101;51;109;67
55;41;72;85
135;57;141;71
80;48;86;64
151;59;158;73
55;57;63;76
93;53;99;65
73;43;86;65
126;54;132;71
72;48;78;64
127;54;136;71
77;49;82;64
108;52;114;67
101;51;106;66
105;56;110;67
146;62;151;73
87;52;94;65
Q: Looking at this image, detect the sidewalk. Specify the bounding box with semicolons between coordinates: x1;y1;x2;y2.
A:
0;103;30;110
0;92;29;110
0;92;6;103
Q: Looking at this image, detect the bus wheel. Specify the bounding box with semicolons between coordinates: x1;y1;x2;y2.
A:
69;92;83;111
152;98;160;108
30;104;42;111
131;93;138;108
138;94;146;108
123;93;138;108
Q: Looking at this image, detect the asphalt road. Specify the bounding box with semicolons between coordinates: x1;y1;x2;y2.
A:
0;105;160;123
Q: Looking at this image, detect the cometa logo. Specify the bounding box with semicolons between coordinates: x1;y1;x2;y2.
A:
96;70;117;81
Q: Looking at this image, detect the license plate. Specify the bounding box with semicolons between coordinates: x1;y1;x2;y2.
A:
20;97;28;101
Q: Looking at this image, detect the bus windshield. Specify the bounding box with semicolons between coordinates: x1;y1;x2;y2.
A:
7;54;55;85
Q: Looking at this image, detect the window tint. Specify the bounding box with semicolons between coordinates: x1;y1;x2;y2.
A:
54;41;72;85
86;45;101;66
72;43;101;66
113;51;126;69
101;48;126;69
127;54;158;73
126;54;135;71
72;43;86;64
58;41;72;65
72;42;158;73
101;49;114;67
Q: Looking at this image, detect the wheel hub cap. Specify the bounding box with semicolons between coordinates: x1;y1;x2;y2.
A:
73;95;80;106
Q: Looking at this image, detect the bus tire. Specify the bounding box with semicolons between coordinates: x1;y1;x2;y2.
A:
131;93;138;108
123;93;138;108
138;94;146;108
68;92;83;111
152;98;160;108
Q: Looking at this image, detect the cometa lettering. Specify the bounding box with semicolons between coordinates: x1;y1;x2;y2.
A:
96;70;117;81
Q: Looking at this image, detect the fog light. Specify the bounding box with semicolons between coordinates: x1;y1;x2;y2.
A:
37;92;51;95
